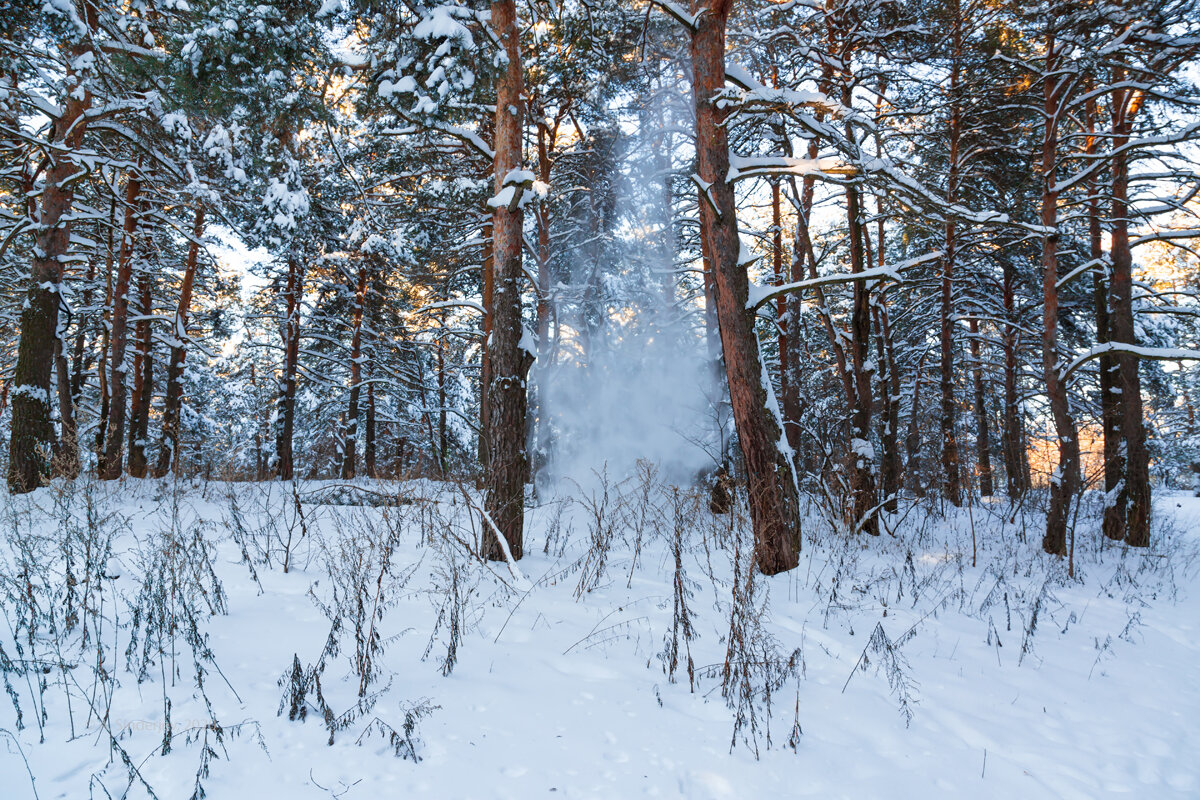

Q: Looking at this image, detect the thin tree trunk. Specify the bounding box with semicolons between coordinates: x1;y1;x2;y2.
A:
69;245;97;417
275;256;303;480
781;229;805;460
874;302;901;513
1086;95;1124;539
342;263;368;479
532;117;555;480
365;376;378;478
53;333;80;478
691;0;801;572
438;312;449;476
871;179;901;513
483;0;530;562
940;4;964;505
478;220;494;473
845;177;879;536
1001;255;1026;497
126;264;154;478
772;179;788;423
99;172;143;481
968;316;995;496
907;352;927;497
94;194;117;461
154;207;206;477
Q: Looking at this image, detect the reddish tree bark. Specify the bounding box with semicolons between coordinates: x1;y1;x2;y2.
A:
1108;77;1151;547
690;0;800;572
7;76;92;492
1039;30;1080;556
483;0;530;562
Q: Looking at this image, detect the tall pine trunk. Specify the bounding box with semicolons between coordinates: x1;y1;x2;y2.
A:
365;377;378;479
531;118;555;481
7;86;91;492
1086;96;1124;540
478;220;494;474
844;178;879;536
99;172;143;480
1109;79;1150;547
1001;255;1027;497
127;267;154;478
691;0;801;572
275;256;303;480
342;263;368;479
939;6;964;505
52;332;80;478
155;207;206;477
483;0;529;561
968;316;994;496
1039;31;1080;556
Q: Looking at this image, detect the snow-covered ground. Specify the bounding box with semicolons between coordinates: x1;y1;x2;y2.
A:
2;477;1198;799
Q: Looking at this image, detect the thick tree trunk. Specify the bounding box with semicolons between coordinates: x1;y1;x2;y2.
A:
275;256;303;480
1040;34;1080;556
126;267;154;478
691;0;801;572
155;207;206;477
7;91;90;492
1109;82;1150;547
342;263;368;479
483;0;529;562
99;172;143;481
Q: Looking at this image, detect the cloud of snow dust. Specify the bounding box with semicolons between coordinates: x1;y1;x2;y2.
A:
535;305;722;494
531;118;726;492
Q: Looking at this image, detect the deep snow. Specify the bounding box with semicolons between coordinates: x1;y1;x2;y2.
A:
2;477;1198;800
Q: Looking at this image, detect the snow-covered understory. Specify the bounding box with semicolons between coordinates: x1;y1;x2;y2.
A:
2;476;1198;799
